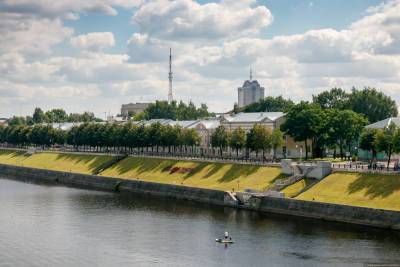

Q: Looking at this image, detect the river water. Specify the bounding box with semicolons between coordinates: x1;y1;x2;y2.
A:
0;178;400;267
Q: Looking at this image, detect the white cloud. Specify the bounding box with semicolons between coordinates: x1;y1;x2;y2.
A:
0;0;143;19
71;32;116;52
2;0;400;117
133;0;272;41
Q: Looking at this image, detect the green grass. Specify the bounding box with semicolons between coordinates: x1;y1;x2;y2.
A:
296;172;400;211
100;156;283;191
281;178;316;198
0;149;113;174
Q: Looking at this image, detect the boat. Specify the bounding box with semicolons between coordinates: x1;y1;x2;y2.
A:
215;238;234;244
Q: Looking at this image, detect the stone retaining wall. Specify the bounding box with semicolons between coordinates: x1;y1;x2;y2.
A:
0;163;399;230
0;164;225;205
258;196;400;230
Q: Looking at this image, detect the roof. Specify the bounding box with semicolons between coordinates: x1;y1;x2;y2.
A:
189;119;221;130
365;117;400;129
166;120;198;128
241;80;261;88
222;112;285;123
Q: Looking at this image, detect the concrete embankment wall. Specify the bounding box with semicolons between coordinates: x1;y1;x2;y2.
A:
1;163;400;230
0;164;225;205
258;196;400;230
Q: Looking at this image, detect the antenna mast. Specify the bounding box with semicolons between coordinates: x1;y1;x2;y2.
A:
168;48;173;103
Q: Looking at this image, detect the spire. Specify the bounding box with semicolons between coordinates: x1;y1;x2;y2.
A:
168;48;173;103
249;66;253;81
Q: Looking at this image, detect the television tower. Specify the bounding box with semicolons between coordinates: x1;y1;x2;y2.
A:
168;48;173;103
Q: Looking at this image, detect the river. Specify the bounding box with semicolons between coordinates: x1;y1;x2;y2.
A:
0;178;399;267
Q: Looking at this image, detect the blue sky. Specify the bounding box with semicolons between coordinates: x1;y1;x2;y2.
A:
0;0;399;117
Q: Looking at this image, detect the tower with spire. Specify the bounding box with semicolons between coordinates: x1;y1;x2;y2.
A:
168;48;173;103
237;67;265;108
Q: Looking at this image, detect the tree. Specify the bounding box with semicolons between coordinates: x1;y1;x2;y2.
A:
32;107;46;124
280;102;325;159
211;126;229;156
359;128;379;164
348;87;398;123
240;96;294;113
181;128;201;150
375;123;400;168
246;124;271;158
327;109;368;159
312;88;349;109
144;100;211;120
229;127;246;156
8;116;26;126
271;128;284;159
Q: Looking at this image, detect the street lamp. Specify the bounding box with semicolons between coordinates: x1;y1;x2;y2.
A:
296;145;303;162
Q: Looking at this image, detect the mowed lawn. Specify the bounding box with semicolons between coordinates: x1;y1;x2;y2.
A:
281;178;316;198
0;149;112;174
296;172;400;211
100;157;283;191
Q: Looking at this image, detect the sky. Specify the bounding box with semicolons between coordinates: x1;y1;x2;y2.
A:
1;0;400;119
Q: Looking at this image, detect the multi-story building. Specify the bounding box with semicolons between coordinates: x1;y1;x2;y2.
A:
237;71;265;108
121;103;151;117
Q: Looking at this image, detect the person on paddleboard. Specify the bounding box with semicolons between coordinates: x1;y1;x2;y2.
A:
224;231;231;240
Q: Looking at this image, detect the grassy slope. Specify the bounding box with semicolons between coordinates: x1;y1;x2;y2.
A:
0;149;112;174
100;157;283;191
296;172;400;211
281;178;316;198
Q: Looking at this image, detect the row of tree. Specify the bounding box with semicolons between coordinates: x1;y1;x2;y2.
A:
210;125;284;158
0;122;284;159
238;87;397;124
8;108;101;126
280;102;368;159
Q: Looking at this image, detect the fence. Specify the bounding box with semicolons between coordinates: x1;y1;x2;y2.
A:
332;162;400;174
0;143;281;166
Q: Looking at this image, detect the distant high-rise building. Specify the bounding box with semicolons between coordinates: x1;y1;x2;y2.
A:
237;68;265;108
168;48;173;103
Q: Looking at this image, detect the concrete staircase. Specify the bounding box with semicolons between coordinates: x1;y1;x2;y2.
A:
268;164;315;192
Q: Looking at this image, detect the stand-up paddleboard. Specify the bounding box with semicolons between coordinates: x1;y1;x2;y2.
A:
215;238;234;244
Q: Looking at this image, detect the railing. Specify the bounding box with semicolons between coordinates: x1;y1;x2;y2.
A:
0;143;281;166
332;162;400;173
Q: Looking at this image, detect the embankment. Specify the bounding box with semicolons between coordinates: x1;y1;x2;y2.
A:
0;163;400;230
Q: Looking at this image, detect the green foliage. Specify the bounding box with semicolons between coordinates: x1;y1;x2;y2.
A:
375;123;400;167
239;96;294;113
144;100;212;120
229;127;246;155
7;116;27;126
246;124;272;157
313;87;398;123
326;109;368;158
211;126;229;154
359;128;379;158
280;102;325;159
348;87;398;123
312;88;349;109
32;108;46;123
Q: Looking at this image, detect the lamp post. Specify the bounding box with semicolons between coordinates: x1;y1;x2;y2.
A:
296;145;303;162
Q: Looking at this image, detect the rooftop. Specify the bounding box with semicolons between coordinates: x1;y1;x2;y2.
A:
365;117;400;129
223;112;285;123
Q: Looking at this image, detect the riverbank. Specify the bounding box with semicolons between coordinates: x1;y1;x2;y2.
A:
0;149;282;191
0;163;399;230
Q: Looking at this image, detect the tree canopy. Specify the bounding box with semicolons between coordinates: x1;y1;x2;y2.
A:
313;87;398;123
142;100;212;120
236;96;294;113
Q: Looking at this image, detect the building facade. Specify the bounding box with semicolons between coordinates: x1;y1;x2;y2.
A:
238;80;265;108
121;103;151;117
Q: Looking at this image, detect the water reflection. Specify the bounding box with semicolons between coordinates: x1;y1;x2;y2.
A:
0;177;400;267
